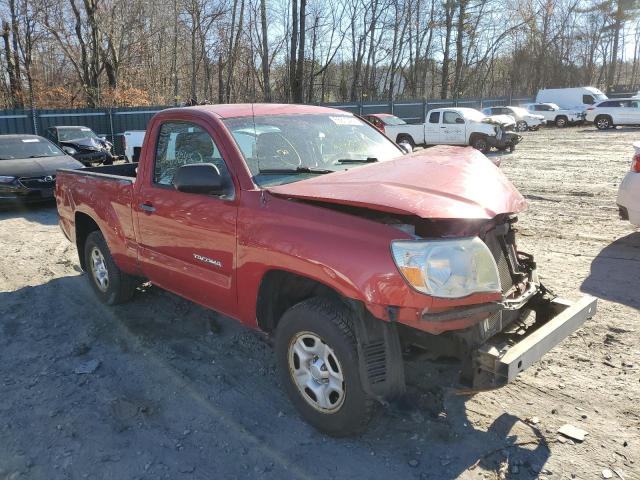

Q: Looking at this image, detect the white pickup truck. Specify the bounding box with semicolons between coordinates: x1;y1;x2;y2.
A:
364;108;521;152
122;130;145;162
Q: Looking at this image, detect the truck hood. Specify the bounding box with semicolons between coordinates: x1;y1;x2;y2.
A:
267;146;527;220
0;155;83;177
483;115;515;127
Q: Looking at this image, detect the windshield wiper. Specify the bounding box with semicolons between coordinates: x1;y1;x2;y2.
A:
258;166;334;175
28;154;53;158
336;157;378;164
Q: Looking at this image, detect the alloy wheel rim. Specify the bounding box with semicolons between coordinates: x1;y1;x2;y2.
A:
90;247;109;292
288;331;345;413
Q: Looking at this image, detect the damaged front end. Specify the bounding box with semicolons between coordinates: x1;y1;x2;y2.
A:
403;215;597;390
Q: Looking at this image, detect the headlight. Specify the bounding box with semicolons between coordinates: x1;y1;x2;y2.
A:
391;237;501;298
0;175;16;184
62;146;77;155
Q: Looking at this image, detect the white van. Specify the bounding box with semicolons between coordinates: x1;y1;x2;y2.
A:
536;87;608;111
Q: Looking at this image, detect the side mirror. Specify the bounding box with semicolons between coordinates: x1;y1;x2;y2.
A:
455;117;465;124
398;142;412;154
173;163;227;196
100;136;107;141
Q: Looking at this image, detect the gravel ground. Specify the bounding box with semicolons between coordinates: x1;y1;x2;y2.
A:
1;125;638;480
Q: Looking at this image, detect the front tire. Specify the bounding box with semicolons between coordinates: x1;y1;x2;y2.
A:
275;297;377;436
595;115;612;130
470;135;489;153
84;231;137;305
516;120;528;132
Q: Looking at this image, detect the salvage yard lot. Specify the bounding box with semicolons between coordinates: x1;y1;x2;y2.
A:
1;126;638;480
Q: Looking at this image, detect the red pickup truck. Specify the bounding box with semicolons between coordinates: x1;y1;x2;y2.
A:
56;104;597;436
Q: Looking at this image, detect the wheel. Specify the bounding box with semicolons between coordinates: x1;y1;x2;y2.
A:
84;231;137;305
470;135;489;153
396;135;415;150
516;120;528;132
595;115;612;130
275;297;377;436
555;116;568;128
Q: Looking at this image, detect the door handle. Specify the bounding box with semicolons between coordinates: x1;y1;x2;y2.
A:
440;126;447;128
139;202;156;213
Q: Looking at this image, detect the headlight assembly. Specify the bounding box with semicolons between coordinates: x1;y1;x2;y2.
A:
391;237;501;298
0;176;16;184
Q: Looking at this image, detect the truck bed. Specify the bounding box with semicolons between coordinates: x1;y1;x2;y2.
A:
62;162;138;179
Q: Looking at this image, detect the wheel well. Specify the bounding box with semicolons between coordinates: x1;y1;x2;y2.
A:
595;114;611;121
555;114;568;120
396;134;413;144
75;212;100;270
256;270;343;333
469;132;486;143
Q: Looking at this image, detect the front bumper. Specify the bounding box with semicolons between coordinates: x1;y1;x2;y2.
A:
471;295;597;389
0;178;56;203
72;150;112;165
487;132;522;150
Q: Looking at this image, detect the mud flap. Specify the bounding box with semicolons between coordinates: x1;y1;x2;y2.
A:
349;303;406;400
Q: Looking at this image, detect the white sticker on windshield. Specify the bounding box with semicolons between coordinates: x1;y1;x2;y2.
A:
22;138;40;142
329;116;360;125
80;127;91;131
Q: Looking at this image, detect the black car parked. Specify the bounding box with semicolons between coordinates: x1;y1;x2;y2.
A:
44;126;117;166
0;134;83;203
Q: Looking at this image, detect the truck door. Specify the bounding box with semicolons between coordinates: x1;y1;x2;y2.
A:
424;111;442;144
135;120;238;316
442;111;466;144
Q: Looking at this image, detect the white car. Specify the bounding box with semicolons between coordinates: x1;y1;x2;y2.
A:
617;142;640;227
123;130;145;162
482;106;544;132
585;98;640;129
366;108;522;152
523;103;583;127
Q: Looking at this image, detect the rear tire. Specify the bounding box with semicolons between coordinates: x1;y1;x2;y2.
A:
595;115;612;130
555;116;568;128
516;120;528;132
275;297;377;436
84;231;137;305
396;134;415;150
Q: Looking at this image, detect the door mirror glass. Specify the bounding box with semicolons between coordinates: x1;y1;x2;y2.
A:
172;163;227;196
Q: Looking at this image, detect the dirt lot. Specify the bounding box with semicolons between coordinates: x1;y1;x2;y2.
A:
1;126;638;480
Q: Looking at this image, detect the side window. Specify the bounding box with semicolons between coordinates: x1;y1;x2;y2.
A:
583;94;595;105
631;100;640;109
154;121;233;191
443;111;462;124
429;111;440;123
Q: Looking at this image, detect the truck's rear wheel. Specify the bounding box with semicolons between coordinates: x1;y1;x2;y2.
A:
396;134;415;150
84;231;137;305
275;297;377;436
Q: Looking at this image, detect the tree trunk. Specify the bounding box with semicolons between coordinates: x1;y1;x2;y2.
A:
440;0;455;99
260;0;271;101
289;0;298;102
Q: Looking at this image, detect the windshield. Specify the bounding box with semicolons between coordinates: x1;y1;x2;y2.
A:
593;93;607;102
223;114;402;187
383;116;407;125
57;127;98;142
0;136;64;160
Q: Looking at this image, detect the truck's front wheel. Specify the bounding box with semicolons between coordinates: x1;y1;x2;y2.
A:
275;297;377;436
84;231;137;305
470;135;489;153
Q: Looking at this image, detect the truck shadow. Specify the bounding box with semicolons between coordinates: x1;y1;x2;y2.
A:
0;200;58;225
580;232;640;309
0;274;550;479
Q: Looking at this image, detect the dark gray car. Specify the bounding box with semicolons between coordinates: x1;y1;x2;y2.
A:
0;134;84;203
